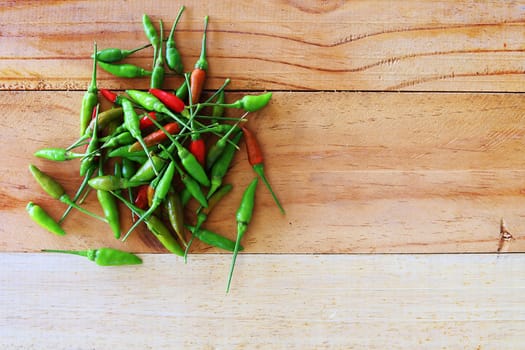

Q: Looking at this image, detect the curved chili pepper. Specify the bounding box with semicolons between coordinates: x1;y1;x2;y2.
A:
150;19;165;89
26;202;66;236
34;148;91;162
29;164;107;222
94;44;151;63
165;190;186;246
207;131;242;199
96;161;121;238
148;89;185;113
79;42;98;136
43;247;142;266
165;6;185;74
100;89;123;105
143;14;160;64
189;16;209;104
241;126;285;214
128;122;180;152
186;225;242;252
98;61;152;78
172;139;210;187
121;158;137;180
227;177;258;292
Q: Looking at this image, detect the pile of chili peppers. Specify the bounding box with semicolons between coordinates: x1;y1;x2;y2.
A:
26;8;284;292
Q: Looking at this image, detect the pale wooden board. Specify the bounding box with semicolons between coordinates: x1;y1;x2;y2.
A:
0;0;524;91
2;91;524;253
1;253;524;349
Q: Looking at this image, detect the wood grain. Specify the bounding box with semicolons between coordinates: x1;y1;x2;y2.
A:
2;91;524;253
1;253;524;349
0;0;524;91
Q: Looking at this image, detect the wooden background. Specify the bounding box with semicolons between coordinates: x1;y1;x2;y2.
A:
1;1;524;348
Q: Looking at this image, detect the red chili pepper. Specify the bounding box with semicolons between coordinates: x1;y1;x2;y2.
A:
189;138;206;166
134;185;149;210
128;122;180;152
148;89;185;113
100;88;118;104
241;126;285;214
189;16;208;104
139;111;157;130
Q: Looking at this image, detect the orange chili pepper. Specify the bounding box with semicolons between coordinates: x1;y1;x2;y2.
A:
128;122;180;152
189;16;208;104
241;126;285;214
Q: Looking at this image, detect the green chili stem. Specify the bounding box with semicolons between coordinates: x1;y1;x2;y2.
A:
42;249;89;257
58;166;96;223
59;195;108;223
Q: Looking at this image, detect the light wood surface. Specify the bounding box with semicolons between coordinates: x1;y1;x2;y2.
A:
2;253;524;349
0;0;524;91
1;1;524;348
3;91;525;253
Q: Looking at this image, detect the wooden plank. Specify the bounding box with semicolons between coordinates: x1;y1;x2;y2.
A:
0;0;524;91
1;253;524;349
2;91;524;253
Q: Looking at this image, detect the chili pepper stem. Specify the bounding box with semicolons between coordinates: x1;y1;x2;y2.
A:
58;166;95;223
42;249;89;258
183;235;195;263
253;164;285;215
121;204;156;241
226;228;243;293
59;195;108;223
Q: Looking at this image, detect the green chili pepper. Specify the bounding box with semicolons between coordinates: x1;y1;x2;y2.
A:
26;202;66;236
101;131;135;149
175;73;190;100
88;175;143;191
207;131;242;198
34;148;91;162
205;113;246;171
227;177;258;292
122;97;158;173
86;107;124;134
195;92;272;113
143;14;160;64
121;158;137;180
98;61;152;78
79;42;98;136
79;105;100;177
164;190;186;246
184;183;233;260
129;154;166;182
94;44;151;63
165;6;185;74
150;19;165;89
29;164;107;222
172;139;210;187
96;161;121;238
43;247;142;266
186;225;242;252
122;160;176;241
112;191;184;256
211;89;225;124
173;160;208;208
107;145;149;163
125;89;191;131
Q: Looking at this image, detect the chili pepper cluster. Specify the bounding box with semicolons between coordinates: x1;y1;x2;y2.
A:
26;8;284;291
